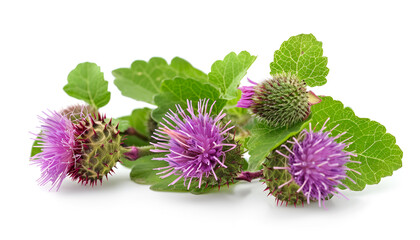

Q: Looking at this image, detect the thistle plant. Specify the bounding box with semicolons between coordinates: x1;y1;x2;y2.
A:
29;33;402;209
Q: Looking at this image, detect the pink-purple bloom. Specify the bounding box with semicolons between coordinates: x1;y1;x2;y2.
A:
151;99;236;189
31;111;81;191
274;119;360;207
236;78;257;108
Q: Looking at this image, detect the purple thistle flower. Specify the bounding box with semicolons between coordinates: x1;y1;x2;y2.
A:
274;119;361;207
151;99;236;189
31;105;125;190
236;78;257;108
31;110;81;191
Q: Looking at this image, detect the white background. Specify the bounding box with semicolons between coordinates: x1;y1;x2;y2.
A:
1;0;418;239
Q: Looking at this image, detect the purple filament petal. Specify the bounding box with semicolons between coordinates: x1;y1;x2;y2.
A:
31;111;79;191
237;78;257;108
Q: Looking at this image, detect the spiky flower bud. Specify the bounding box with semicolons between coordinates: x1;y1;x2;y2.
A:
31;107;123;190
237;73;321;127
262;119;361;207
67;112;122;186
262;146;307;207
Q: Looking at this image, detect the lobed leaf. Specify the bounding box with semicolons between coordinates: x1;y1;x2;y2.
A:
209;51;256;100
63;62;111;109
151;77;227;123
270;34;329;87
310;96;403;191
113;57;207;104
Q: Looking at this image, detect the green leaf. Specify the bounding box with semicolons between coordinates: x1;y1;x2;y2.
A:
209;51;256;100
130;108;153;137
148;175;191;193
170;57;208;82
30;137;42;158
63;62;111;109
113;57;207;104
270;34;329;87
130;154;167;184
310;96;403;191
149;176;229;195
247;118;312;171
130;154;237;194
151;77;227;123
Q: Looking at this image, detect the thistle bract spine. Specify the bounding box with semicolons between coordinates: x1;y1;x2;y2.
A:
252;73;310;127
68;113;123;186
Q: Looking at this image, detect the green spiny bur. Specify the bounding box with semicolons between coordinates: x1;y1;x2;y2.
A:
200;138;246;188
252;73;309;127
262;144;306;206
69;115;122;185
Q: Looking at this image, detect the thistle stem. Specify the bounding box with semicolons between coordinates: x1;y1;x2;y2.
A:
122;145;155;161
236;170;263;182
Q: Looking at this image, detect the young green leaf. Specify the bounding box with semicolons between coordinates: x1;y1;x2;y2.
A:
310;96;403;191
151;77;227;123
247;118;312;171
270;34;329;87
63;62;111;109
113;57;207;104
209;51;257;100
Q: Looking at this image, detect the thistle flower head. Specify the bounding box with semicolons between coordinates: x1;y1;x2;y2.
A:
272;119;360;207
151;99;236;189
31;106;123;190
